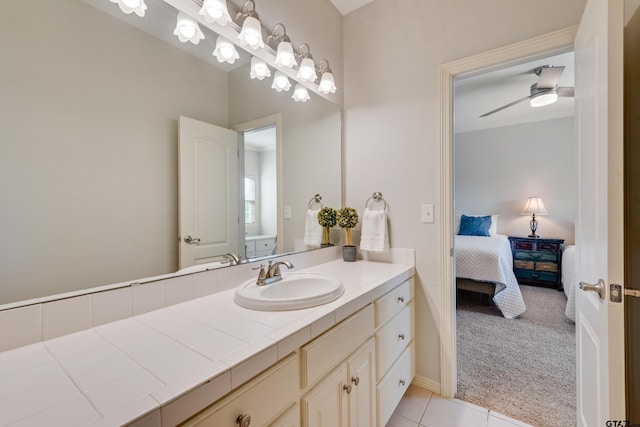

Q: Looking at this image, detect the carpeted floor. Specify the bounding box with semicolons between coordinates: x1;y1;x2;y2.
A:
456;285;576;427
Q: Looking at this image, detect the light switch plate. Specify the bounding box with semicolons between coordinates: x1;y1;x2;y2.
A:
284;205;292;219
421;204;434;223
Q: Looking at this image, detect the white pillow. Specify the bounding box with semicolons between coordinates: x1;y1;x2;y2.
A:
455;214;499;236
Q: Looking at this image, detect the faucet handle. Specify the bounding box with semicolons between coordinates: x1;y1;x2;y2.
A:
252;264;267;285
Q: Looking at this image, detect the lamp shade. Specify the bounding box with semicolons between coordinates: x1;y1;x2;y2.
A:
174;12;204;45
318;71;337;94
238;15;264;49
271;71;291;92
213;36;239;64
199;0;231;25
274;41;296;68
110;0;147;17
250;56;271;80
292;84;310;102
296;57;317;82
521;197;548;215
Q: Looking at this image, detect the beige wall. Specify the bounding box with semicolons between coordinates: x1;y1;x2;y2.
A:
343;0;586;387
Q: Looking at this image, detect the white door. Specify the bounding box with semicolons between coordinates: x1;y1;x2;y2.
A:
179;116;240;269
574;0;625;424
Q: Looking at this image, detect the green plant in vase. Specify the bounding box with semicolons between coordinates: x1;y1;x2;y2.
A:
317;207;337;246
337;207;359;261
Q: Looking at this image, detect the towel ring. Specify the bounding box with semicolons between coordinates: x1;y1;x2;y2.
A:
365;191;387;210
308;194;323;209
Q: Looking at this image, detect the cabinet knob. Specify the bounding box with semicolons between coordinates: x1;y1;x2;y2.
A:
351;376;360;386
399;379;406;386
343;384;352;394
236;414;251;427
397;296;405;303
398;333;406;340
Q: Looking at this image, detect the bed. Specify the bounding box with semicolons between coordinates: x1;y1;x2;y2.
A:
562;245;576;321
455;234;526;319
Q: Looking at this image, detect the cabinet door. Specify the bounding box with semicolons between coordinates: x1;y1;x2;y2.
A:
348;340;376;427
302;364;349;427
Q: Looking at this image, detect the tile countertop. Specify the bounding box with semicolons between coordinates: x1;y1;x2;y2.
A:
0;259;414;427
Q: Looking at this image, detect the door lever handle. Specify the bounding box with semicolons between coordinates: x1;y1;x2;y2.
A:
579;279;606;300
184;235;201;244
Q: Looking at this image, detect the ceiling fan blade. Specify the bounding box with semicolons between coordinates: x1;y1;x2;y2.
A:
479;95;531;118
557;86;575;97
536;66;565;89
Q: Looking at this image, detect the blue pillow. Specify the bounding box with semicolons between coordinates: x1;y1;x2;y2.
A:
458;215;492;236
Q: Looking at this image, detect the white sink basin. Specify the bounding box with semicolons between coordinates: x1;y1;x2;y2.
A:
234;273;344;311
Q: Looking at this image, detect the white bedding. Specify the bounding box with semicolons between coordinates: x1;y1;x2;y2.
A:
562;245;576;321
455;234;526;318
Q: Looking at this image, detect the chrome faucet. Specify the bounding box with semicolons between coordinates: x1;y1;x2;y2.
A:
254;260;294;286
223;253;240;265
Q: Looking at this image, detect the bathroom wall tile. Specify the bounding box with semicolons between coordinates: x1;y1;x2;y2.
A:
191;270;218;298
216;263;255;292
0;304;41;352
42;295;91;340
91;287;131;327
131;282;165;316
164;275;193;307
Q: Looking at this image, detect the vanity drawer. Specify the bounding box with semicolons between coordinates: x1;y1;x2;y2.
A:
374;279;412;328
377;342;414;427
182;354;299;426
301;304;374;388
376;302;413;380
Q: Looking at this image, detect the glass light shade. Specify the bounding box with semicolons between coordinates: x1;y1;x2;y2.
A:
318;71;337;94
213;36;239;64
530;92;558;107
238;16;264;49
199;0;231;25
274;41;296;68
250;57;271;80
174;13;205;45
271;71;291;92
296;57;317;82
292;84;310;102
110;0;147;17
521;197;548;215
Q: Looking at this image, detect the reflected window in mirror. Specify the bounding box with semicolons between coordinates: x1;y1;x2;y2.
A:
245;176;257;225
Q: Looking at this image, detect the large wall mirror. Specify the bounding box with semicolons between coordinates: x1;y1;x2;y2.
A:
0;0;342;307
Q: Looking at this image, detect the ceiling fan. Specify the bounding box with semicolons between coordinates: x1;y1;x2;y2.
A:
479;65;575;117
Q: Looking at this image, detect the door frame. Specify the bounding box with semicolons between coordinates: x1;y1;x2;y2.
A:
233;114;284;255
438;26;578;398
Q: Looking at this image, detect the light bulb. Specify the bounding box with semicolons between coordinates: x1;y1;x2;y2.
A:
199;0;231;25
318;71;337;94
292;84;310;102
174;13;205;45
296;57;317;82
213;36;239;64
530;92;558;107
250;57;271;80
271;71;291;92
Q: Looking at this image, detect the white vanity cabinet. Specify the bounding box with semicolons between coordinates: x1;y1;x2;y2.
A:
181;277;415;427
374;279;415;426
245;236;277;258
181;354;299;426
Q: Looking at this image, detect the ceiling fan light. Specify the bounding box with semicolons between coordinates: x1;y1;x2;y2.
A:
199;0;231;25
250;57;271;80
275;41;296;68
271;71;291;92
530;91;558;108
292;84;310;102
213;36;239;64
238;15;264;49
297;57;317;82
174;13;204;45
110;0;147;17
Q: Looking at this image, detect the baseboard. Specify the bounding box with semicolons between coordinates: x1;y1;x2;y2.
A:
412;375;441;395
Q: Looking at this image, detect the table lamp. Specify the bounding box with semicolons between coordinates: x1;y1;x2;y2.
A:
521;196;548;238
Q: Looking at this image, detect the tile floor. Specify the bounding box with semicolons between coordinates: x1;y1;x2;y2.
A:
387;385;535;427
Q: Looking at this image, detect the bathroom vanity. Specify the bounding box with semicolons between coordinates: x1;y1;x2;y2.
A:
0;252;415;427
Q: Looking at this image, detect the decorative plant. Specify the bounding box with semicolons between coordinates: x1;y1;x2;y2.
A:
317;207;337;245
337;207;359;246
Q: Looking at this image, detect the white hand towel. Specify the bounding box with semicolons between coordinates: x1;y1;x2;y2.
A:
360;208;389;252
303;208;322;246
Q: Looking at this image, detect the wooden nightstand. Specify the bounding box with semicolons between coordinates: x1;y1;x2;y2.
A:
508;236;565;290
